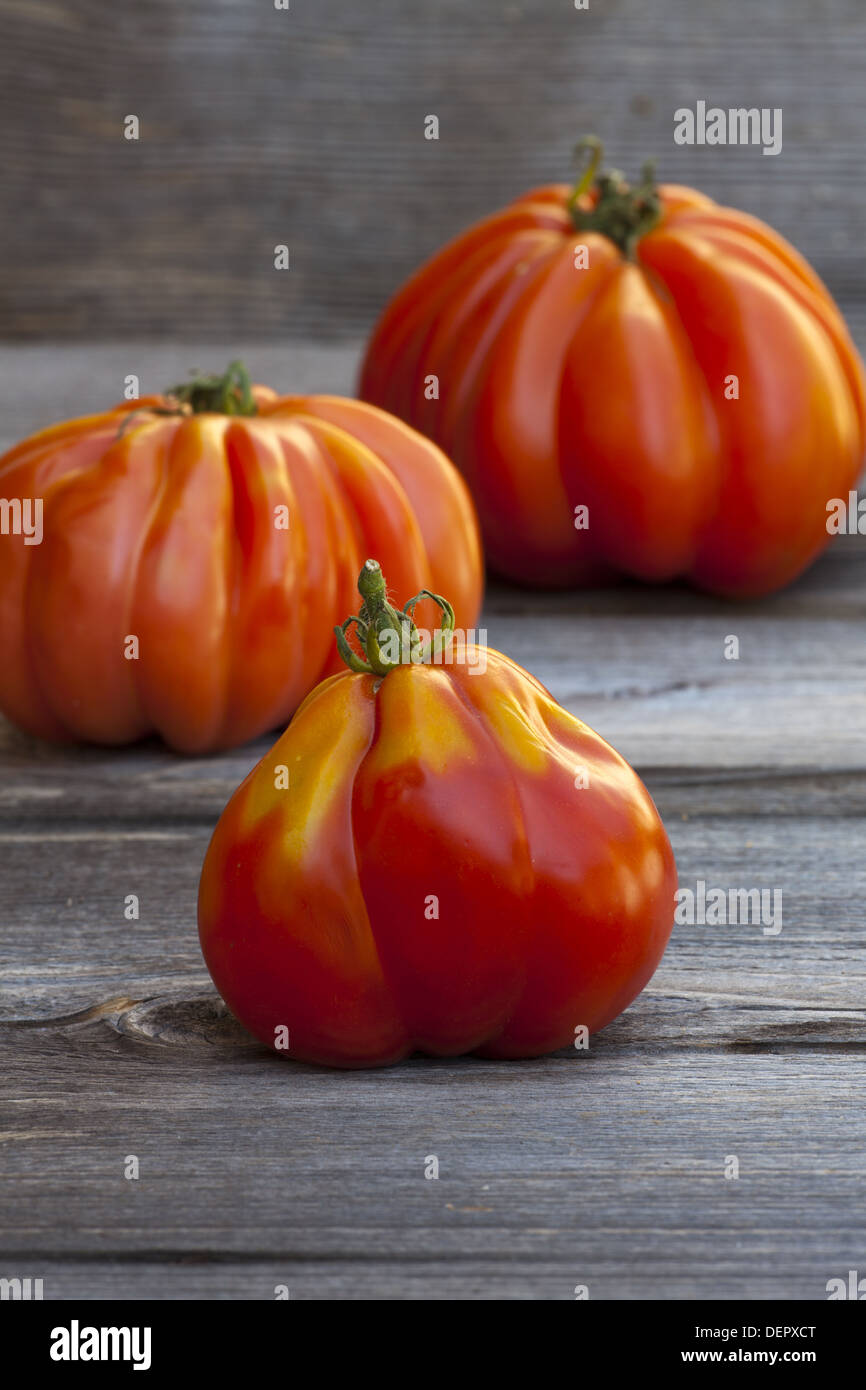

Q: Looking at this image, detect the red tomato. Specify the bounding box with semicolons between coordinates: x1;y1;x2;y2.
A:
198;560;677;1068
360;140;866;596
0;364;482;752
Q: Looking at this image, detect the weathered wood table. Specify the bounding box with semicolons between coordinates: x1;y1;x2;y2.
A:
1;344;864;1300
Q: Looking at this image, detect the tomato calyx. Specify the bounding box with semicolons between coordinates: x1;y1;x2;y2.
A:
334;559;455;677
162;360;259;417
567;135;662;260
116;361;259;439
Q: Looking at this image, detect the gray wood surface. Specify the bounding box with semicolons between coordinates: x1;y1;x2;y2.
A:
1;343;864;1300
1;0;865;339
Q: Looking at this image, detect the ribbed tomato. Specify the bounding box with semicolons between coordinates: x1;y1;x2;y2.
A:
0;364;482;752
360;140;866;595
198;560;677;1068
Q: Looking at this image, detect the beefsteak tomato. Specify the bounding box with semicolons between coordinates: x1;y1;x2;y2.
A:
360;139;866;596
0;364;482;752
198;560;677;1068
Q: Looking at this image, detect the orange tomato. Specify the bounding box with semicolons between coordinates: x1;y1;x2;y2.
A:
0;364;482;752
360;140;866;595
198;560;677;1068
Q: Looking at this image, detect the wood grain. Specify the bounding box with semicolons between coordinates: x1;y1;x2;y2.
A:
0;343;864;1300
1;0;864;339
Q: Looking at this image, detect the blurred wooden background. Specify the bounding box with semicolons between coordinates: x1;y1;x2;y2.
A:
1;0;863;341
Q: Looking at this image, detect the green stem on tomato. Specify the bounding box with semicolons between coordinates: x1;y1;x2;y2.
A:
567;135;662;260
163;360;258;416
334;559;455;677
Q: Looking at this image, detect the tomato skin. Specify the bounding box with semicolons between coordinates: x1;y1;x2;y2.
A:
197;648;677;1068
360;183;866;596
0;392;482;752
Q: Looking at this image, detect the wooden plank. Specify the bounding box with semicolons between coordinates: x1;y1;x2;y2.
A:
1;0;865;338
2;1031;865;1298
3;748;866;827
3;812;864;1020
2;533;865;810
0;1249;862;1302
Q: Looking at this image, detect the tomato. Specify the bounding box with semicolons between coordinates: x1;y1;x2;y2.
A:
198;560;677;1068
360;139;866;596
0;364;482;752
